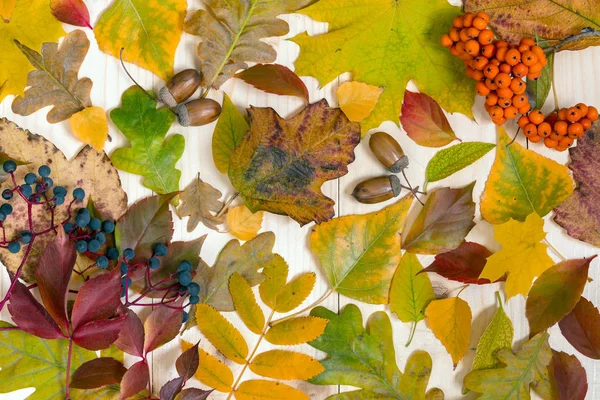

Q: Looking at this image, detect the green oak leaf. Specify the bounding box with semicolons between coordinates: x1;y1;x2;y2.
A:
213;93;249;174
425;142;495;186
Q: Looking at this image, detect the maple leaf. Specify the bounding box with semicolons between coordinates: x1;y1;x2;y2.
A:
426;297;472;368
228;99;360;225
184;0;313;89
480;213;554;299
293;0;474;132
177;175;225;232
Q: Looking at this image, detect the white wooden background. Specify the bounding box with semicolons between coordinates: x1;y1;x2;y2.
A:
1;1;599;399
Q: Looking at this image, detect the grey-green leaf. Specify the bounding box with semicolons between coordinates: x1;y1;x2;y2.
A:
527;53;554;110
426;142;495;184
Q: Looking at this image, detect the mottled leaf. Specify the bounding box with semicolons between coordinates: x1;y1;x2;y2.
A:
559;296;600;359
420;242;494;285
226;205;264;242
265;316;329;346
50;0;92;28
337;81;384;123
426;142;495;184
235;64;309;102
212;93;249;174
70;358;127;389
550;350;587;400
426;297;472;368
119;360;149;400
195;304;248;364
182;340;233;393
177;174;224;232
249;350;324;380
229;273;265;335
401;90;458;147
527;53;554;110
69;106;109;152
235;380;309;400
143;302;183;353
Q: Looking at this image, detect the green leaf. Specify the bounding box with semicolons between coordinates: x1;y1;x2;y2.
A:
0;322;95;399
389;252;435;346
213;93;249;174
426;142;495;185
110;86;185;195
527;53;554;110
464;332;552;400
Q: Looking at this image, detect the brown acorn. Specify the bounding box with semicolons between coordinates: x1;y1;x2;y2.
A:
352;175;402;204
176;99;222;127
369;132;409;173
158;69;202;107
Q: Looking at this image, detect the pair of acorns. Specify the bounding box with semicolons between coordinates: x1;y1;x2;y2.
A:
352;132;419;204
158;69;222;127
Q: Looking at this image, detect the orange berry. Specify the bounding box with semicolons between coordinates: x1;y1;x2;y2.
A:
498;97;512;108
467;27;480;39
481;44;496;58
463;13;475;27
545;112;559;125
453;16;465;29
472;56;489;70
472;70;484;81
473;16;488;30
520;37;536;47
496;40;509;48
528;110;545;125
504;106;518;119
575;103;589;117
505;49;521;66
518;115;530;128
465;39;480;55
567;107;581;123
524;123;538;137
494;73;511;89
587;106;599;121
531;45;545;60
450;45;461;56
499;63;512;74
449;28;460;42
476;81;491;96
478;30;495;45
528;63;543;74
554;121;568;135
497;88;514;99
544;138;558;148
485;78;498;90
580;118;592;130
466;67;474;79
522;51;538;66
460;28;471;42
518;103;531;114
489;106;504;119
538;122;552;137
484;103;493;113
492;117;507;125
518;43;531;53
486;92;499;106
490;58;501;66
559;136;574;148
527;72;541;80
455;41;466;54
510;78;526;94
484;64;499;79
568;122;584;138
529;134;543;143
512;63;529;79
441;34;453;48
555;146;569;152
476;12;490;22
495;47;508;62
512;94;528;108
558;108;568;121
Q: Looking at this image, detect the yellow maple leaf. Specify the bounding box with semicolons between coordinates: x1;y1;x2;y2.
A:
337;81;384;123
426;297;472;368
226;204;264;241
69;106;109;152
480;213;554;298
0;0;64;102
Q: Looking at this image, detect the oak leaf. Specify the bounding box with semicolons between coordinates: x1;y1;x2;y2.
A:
50;0;92;28
420;242;495;285
559;296;600;360
426;297;472;368
177;175;225;232
212;94;249;174
226;205;264;241
235;64;309;102
337;81;384;123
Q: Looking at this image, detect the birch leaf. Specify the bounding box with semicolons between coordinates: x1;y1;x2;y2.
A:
226;205;263;241
337;81;384;123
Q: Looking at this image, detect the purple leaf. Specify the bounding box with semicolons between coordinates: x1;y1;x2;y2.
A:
143;302;183;353
35;229;76;333
7;281;65;339
70;357;127;389
178;388;213;400
71;269;121;330
176;341;199;380
420;242;495;284
115;310;145;357
235;64;309;102
72;314;126;350
120;360;149;400
551;350;588;400
159;376;185;400
559;296;600;359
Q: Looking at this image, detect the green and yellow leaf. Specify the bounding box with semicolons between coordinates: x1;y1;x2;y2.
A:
274;273;316;313
259;255;289;309
195;304;248;364
212;93;249;174
229;273;265;335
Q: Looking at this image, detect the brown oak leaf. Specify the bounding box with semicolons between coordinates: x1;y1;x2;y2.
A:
177;174;225;232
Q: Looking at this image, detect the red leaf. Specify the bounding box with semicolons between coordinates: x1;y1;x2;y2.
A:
559;296;600;359
71;269;121;330
159;377;185;400
50;0;92;29
70;357;127;389
178;388;213;400
235;64;309;102
400;90;458;147
7;281;65;339
551;350;588;400
176;341;199;380
115;310;145;357
143;302;183;353
420;242;495;284
120;360;149;400
35;229;76;333
72;314;127;350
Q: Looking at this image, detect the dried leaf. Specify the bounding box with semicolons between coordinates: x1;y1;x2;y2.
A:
195;304;248;364
212;93;249;174
337;81;384;123
69;106;109;152
401;90;458;147
143;303;183;353
182;340;233;393
265;316;329;346
426;142;495;184
551;350;587;400
426;297;472;368
420;242;495;285
249;350;324;380
50;0;92;28
559;296;600;359
226;205;263;241
235;380;309;400
177;175;225;232
119;360;149;400
235;64;309;102
70;358;127;389
229;273;265;335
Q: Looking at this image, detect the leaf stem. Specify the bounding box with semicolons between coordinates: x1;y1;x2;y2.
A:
269;288;334;327
543;238;566;262
65;337;73;400
544;28;600;54
401;170;424;206
405;321;417;347
551;56;559;110
216;192;239;218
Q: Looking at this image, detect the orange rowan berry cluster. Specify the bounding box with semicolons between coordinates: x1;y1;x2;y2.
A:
517;104;599;151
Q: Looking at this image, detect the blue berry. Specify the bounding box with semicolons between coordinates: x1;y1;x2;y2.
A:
182;311;189;324
76;240;88;253
0;204;13;215
73;188;85;201
35;183;45;193
42;177;53;189
120;262;129;275
188;282;200;296
63;223;74;234
54;195;65;206
153;243;168;257
20;231;32;244
178;260;193;272
123;248;135;261
148;257;160;269
178;271;192;286
95;232;106;244
38;165;51;177
121;276;132;288
24;173;36;185
107;247;119;260
189;295;200;304
53;186;67;197
0;211;6;222
87;239;101;253
2;190;12;200
20;185;32;197
88;218;101;231
8;241;20;253
3;160;16;173
102;220;115;233
77;208;90;216
97;256;109;269
75;214;90;228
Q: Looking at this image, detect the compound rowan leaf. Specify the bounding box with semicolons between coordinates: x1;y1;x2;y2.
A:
235;380;309;400
195;304;248;364
551;350;588;400
212;93;249;174
401;90;458;147
228;99;360;225
293;0;474;132
481;128;574;224
184;0;313;89
229;273;265;335
177;174;225;232
226;205;263;241
310;195;413;303
95;0;186;80
426;297;472;368
50;0;92;28
273;272;316;313
480;213;554;299
258;255;288;309
421;242;495;285
464;332;553;400
559;296;600;359
249;350;324;380
235;64;309;102
265;316;328;346
182;340;233;393
337;81;384;123
111;86;184;195
426;142;495;184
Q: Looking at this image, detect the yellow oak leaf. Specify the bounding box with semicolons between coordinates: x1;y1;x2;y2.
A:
182;340;233;393
229;273;265;335
265;316;328;346
235;379;310;400
195;304;248;364
425;297;472;368
480;213;554;298
0;0;64;102
226;205;264;241
69;106;109;152
249;350;324;380
0;0;16;20
337;81;384;123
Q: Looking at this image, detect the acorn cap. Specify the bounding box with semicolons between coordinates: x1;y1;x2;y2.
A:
159;69;201;107
390;155;409;173
159;86;178;108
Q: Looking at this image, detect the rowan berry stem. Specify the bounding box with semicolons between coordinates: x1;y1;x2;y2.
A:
544;28;600;54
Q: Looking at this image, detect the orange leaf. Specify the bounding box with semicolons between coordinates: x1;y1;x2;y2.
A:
426;297;472;368
337;81;384;123
69;106;109;152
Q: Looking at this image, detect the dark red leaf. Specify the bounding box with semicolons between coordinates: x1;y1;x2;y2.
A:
159;376;185;400
72;314;127;350
7;281;65;339
400;90;458;147
419;242;496;284
559;296;600;359
119;360;149;400
70;357;127;389
178;388;213;400
235;64;309;102
35;229;76;333
176;341;199;380
551;350;588;400
50;0;92;29
143;302;183;353
115;310;145;357
71;269;121;330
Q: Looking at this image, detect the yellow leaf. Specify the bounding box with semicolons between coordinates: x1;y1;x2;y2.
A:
249;350;324;380
274;272;316;313
227;205;264;241
0;0;64;102
0;0;16;20
195;304;248;364
69;106;109;152
259;255;289;309
229;273;265;335
235;380;310;400
182;340;233;393
265;316;328;346
480;213;554;298
337;81;384;123
426;297;472;368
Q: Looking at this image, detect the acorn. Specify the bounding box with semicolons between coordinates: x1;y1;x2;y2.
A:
158;69;202;107
176;99;222;127
369;132;409;173
352;175;402;204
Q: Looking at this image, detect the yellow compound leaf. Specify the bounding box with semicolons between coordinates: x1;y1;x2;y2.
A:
0;0;64;102
265;316;329;346
94;0;186;80
0;0;16;21
195;304;248;364
229;273;265;335
426;297;472;368
480;213;554;299
235;380;310;400
69;106;109;152
182;340;233;393
249;350;324;380
274;272;316;313
259;255;289;309
227;205;264;241
337;81;384;123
